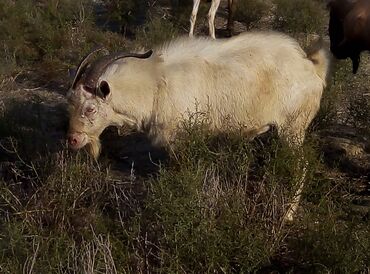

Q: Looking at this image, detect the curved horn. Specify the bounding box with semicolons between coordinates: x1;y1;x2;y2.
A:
82;50;153;96
71;47;107;90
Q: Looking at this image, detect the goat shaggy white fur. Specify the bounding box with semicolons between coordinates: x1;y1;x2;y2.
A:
100;32;328;145
68;31;329;220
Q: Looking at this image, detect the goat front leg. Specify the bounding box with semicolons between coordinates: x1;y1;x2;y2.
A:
208;0;221;39
190;0;201;37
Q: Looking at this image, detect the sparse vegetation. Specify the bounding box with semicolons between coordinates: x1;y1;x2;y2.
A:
273;0;326;34
348;93;370;132
135;17;179;48
0;0;369;273
310;61;349;131
0;0;126;87
234;0;269;28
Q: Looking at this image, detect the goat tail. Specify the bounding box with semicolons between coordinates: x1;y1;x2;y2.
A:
306;37;331;87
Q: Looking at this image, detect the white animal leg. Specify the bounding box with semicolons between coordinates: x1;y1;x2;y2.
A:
190;0;201;37
208;0;221;39
284;157;308;222
281;130;307;222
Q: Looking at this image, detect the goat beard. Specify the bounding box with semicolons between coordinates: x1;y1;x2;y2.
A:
86;137;101;159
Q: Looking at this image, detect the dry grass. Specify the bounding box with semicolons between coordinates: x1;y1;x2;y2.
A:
0;0;369;273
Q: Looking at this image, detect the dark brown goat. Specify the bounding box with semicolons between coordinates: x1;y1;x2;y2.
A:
328;0;370;73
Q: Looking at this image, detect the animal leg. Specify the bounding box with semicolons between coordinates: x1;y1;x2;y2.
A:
190;0;201;37
280;128;307;222
208;0;221;39
284;157;308;222
227;0;237;37
351;53;360;74
329;9;345;55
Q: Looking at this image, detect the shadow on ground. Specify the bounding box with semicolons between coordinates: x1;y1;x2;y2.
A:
0;92;168;178
101;128;169;177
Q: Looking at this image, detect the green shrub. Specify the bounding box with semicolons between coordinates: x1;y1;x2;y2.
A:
234;0;269;27
0;149;132;273
135;17;179;48
287;199;370;272
0;0;126;83
119;113;320;272
141;168;276;272
103;0;147;33
273;0;326;34
0;109;368;272
0;0;90;64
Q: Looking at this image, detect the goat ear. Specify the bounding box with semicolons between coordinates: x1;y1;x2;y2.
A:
99;80;111;99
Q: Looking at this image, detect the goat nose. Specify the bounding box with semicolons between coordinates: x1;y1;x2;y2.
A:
68;135;78;146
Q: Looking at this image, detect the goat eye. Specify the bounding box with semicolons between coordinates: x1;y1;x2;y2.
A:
85;106;96;114
83;85;94;93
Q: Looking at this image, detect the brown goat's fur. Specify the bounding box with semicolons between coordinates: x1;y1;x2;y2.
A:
328;0;370;73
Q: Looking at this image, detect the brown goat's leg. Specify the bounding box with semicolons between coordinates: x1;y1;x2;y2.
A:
351;54;360;74
227;0;237;37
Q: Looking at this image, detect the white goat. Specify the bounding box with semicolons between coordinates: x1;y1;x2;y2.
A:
189;0;238;39
67;32;329;220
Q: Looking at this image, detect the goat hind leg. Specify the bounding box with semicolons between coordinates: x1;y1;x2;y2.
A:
208;0;221;39
284;156;308;222
227;0;237;36
190;0;201;37
281;130;307;222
